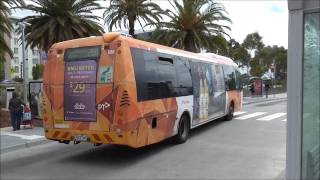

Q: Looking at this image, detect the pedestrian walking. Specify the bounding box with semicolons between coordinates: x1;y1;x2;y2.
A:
265;83;270;98
8;92;26;131
30;92;39;118
250;82;255;95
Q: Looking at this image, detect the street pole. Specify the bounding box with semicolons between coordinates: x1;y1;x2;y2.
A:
21;23;28;103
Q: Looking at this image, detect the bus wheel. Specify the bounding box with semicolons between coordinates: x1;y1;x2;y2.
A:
225;103;234;121
174;114;190;144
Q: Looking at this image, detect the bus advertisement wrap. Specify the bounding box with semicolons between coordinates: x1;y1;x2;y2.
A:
64;60;97;121
43;33;242;148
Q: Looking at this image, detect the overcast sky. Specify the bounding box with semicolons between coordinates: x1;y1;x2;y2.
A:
13;0;288;48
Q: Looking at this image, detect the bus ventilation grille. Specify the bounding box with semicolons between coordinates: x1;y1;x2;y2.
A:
120;90;130;107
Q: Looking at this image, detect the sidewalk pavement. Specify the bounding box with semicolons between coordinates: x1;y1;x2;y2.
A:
0;93;287;154
0;126;49;154
243;93;287;105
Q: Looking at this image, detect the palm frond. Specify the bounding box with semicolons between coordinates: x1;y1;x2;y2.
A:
152;0;231;52
103;0;164;36
20;0;104;52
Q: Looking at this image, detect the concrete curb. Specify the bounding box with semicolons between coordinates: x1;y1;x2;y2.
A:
243;97;287;105
1;138;51;154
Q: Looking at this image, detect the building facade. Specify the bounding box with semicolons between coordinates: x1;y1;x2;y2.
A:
3;33;11;80
287;0;320;179
4;17;41;80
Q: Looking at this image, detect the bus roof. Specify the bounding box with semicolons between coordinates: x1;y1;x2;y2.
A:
122;34;237;67
51;32;238;67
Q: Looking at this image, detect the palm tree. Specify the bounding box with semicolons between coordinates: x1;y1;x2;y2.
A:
151;0;231;53
103;0;163;37
21;0;104;52
0;0;25;61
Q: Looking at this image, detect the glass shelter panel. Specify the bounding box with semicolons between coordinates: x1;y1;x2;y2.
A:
302;12;320;180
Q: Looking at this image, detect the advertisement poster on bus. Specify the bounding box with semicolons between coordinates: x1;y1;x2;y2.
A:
190;62;226;125
64;60;97;121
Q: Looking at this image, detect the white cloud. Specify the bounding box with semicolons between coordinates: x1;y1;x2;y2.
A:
218;0;288;48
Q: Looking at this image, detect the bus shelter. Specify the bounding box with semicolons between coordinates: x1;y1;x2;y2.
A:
249;77;263;96
287;1;320;179
28;80;43;119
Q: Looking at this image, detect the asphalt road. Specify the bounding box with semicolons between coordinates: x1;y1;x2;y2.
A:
1;100;287;180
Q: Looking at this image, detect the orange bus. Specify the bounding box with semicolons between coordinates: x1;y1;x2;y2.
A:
42;32;242;148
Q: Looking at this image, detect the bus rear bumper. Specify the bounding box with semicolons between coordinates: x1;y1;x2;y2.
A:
44;129;129;146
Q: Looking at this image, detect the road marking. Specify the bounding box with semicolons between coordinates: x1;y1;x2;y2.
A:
235;112;267;120
281;119;287;122
234;111;246;116
256;113;287;121
1;132;44;140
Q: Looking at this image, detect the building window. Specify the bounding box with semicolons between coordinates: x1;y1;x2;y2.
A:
14;38;18;45
302;12;320;180
14;57;19;64
14;48;18;54
32;49;39;55
14;66;19;73
32;58;39;64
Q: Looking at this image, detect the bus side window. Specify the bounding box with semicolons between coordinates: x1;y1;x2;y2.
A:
157;54;178;98
131;48;159;101
235;68;243;90
212;65;225;92
174;56;193;96
223;65;236;91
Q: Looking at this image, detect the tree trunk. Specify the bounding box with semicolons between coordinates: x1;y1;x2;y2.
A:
128;16;136;37
184;33;197;52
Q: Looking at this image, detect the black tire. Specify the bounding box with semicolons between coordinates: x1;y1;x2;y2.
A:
225;103;234;121
174;114;190;144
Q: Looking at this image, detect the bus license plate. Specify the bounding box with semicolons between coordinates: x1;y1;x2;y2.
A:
74;135;88;142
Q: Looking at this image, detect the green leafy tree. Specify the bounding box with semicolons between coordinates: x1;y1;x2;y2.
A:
233;46;250;66
32;66;37;80
241;32;265;76
242;32;264;58
103;0;163;37
249;59;267;77
32;64;45;80
151;0;231;53
0;61;4;81
253;45;287;79
274;47;287;79
225;38;250;67
21;0;104;52
0;0;25;61
208;35;229;55
250;46;287;79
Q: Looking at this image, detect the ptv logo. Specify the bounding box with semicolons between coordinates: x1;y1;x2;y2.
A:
98;102;110;111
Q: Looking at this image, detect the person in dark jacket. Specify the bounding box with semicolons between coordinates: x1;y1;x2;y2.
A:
9;92;25;131
250;83;255;95
265;83;270;99
30;92;39;117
